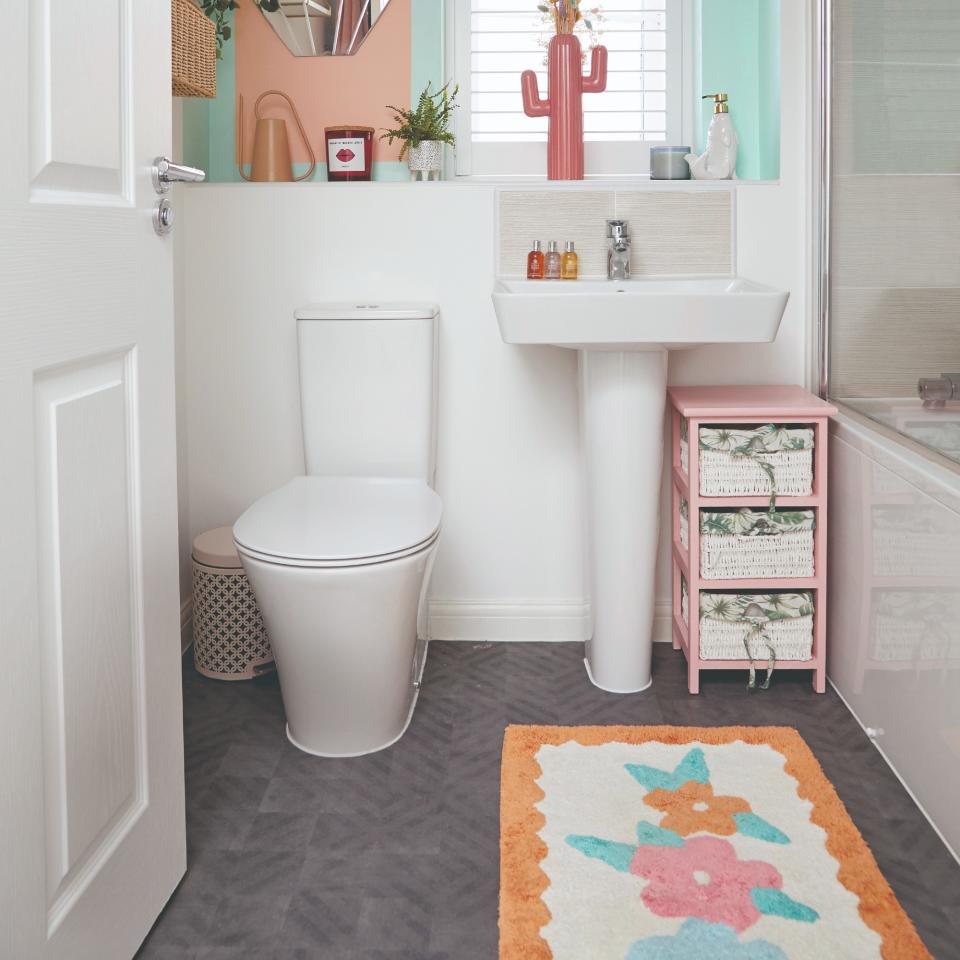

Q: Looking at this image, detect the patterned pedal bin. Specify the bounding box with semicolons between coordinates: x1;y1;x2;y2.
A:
192;526;274;680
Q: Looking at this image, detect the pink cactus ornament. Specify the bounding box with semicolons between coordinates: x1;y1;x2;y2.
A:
521;34;608;181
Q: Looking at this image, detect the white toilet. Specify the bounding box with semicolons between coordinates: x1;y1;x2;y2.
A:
233;303;442;757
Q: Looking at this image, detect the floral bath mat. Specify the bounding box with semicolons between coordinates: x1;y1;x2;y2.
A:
499;726;928;960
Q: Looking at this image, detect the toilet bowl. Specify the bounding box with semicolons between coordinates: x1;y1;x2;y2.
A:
234;302;441;756
234;476;441;757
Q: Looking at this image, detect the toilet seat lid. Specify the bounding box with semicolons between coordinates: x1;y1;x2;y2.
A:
233;476;442;564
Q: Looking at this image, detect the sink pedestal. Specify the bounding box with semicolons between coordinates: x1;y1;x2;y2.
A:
580;349;667;692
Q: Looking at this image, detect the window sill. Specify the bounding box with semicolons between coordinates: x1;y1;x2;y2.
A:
448;174;781;188
188;177;781;189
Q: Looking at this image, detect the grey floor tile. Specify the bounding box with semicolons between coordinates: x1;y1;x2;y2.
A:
136;946;197;960
278;888;363;949
206;893;291;948
137;642;958;960
355;896;432;951
244;811;320;852
217;742;283;780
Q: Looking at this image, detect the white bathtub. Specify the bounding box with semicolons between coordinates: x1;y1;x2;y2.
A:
829;408;960;860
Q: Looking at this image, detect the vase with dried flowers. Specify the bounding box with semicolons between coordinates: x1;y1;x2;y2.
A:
521;1;608;180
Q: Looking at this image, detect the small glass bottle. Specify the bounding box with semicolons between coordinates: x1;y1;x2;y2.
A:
544;240;562;280
526;240;545;280
560;241;579;280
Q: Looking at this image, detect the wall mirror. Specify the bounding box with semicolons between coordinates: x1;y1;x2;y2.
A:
258;0;391;56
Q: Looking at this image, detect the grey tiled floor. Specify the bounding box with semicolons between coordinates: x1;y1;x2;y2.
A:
137;642;960;959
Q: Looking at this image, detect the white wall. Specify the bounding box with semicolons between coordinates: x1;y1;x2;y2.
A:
176;2;812;643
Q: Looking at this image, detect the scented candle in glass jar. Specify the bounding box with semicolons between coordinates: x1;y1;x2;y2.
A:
324;126;374;181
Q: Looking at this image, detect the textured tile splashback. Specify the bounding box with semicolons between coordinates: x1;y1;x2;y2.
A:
832;176;960;288
833;0;960;67
829;0;960;404
613;192;733;278
498;189;733;278
499;191;615;278
833;62;960;175
831;287;960;397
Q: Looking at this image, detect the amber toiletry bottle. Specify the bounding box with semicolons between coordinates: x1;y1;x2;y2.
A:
545;241;562;279
527;241;545;279
561;241;579;280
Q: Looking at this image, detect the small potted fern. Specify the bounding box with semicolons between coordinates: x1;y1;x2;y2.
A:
381;83;459;181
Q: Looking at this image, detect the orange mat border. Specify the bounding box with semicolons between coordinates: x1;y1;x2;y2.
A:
499;725;930;960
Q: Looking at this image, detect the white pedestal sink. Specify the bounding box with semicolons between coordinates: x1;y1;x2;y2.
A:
492;277;789;693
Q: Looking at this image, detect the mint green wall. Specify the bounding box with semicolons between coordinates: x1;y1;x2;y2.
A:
411;0;444;104
757;0;781;180
180;10;240;182
697;0;781;180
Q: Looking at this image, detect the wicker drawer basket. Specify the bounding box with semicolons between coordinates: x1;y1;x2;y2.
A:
681;507;815;580
681;422;814;500
699;592;814;662
172;0;217;99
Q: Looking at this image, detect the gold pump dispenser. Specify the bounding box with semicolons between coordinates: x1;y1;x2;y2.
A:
703;93;729;114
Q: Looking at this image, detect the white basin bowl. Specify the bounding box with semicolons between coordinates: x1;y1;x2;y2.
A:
492;276;789;351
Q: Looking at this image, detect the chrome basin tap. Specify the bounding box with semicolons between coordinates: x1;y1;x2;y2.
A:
606;219;631;280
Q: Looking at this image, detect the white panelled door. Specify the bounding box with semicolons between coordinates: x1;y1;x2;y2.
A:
0;2;186;958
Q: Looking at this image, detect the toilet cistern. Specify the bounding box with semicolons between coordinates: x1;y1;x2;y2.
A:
607;219;631;280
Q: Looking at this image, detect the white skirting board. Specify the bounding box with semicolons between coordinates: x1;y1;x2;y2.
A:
179;595;675;649
180;597;193;654
426;600;673;645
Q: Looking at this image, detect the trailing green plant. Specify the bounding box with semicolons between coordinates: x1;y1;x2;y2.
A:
381;83;459;159
199;0;280;60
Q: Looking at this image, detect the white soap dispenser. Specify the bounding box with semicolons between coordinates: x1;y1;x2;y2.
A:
686;93;738;181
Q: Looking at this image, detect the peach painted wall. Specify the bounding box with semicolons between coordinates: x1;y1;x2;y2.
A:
235;0;411;166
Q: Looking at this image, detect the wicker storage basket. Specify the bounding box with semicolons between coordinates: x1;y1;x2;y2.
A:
696;508;815;580
192;527;273;680
700;449;813;499
172;0;217;99
699;592;814;661
682;423;814;500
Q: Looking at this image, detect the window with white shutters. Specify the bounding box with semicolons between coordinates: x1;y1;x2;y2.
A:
450;0;685;176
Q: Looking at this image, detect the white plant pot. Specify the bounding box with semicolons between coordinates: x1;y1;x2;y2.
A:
407;140;443;181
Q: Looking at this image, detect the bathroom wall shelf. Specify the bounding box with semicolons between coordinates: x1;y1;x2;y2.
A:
668;385;838;695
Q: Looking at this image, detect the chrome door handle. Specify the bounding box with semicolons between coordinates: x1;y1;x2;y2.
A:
152;156;206;193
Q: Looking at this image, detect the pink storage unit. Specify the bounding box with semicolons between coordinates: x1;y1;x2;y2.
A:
668;386;838;695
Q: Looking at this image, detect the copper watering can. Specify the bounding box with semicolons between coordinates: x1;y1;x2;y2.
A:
238;90;316;182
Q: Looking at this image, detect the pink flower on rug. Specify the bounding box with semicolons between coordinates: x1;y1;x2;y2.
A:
630;836;782;932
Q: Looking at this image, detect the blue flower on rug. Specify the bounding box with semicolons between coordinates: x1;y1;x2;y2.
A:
626;748;710;792
625;918;788;960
